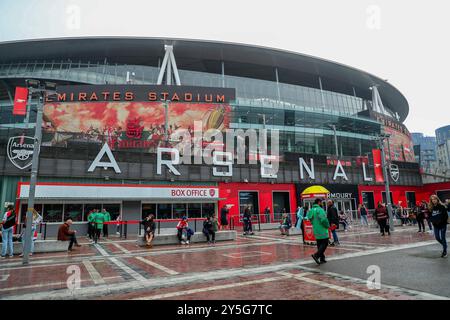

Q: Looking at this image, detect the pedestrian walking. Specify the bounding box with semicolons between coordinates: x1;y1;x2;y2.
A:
264;206;271;223
339;210;349;231
421;200;433;232
1;205;16;258
327;200;340;246
242;206;254;236
102;208;111;237
375;202;390;236
57;219;81;252
307;198;330;265
416;202;426;233
359;204;369;226
220;205;229;230
399;204;408;226
141;214;156;247
428;195;448;258
20;209;42;257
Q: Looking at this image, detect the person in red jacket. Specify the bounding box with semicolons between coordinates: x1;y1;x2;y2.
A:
176;216;191;244
375;202;390;236
57;219;81;252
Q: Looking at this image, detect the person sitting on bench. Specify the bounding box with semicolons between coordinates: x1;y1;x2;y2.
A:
57;219;81;252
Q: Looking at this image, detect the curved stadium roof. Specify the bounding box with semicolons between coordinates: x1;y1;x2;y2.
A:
0;37;409;122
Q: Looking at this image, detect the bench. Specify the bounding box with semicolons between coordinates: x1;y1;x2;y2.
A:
285;227;302;236
137;230;237;246
0;240;70;255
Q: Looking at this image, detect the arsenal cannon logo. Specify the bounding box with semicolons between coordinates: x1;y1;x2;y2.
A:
7;136;35;170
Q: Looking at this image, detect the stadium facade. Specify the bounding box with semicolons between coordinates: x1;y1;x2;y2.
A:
0;37;445;235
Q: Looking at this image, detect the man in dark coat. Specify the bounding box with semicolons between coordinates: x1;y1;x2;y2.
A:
327;200;340;245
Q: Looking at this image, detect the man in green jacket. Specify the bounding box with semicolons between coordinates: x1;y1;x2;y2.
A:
306;198;330;265
102;209;111;238
92;209;104;244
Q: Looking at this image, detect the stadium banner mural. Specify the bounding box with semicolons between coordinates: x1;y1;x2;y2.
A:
41;85;234;151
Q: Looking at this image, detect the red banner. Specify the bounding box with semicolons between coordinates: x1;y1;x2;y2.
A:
13;87;28;115
372;149;384;183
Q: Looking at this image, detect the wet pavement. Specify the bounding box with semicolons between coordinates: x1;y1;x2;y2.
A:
0;225;448;300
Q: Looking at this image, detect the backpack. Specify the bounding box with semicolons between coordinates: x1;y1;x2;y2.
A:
3;211;16;229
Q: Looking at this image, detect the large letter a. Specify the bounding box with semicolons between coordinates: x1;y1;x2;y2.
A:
88;143;121;173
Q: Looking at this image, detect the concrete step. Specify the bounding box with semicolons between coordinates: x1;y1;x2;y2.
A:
1;240;69;255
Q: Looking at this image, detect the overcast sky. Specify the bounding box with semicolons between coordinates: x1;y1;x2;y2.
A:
0;0;448;136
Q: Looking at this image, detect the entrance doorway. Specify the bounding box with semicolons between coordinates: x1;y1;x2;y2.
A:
273;191;291;220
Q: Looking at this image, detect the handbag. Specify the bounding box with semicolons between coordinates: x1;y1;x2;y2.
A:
330;224;337;231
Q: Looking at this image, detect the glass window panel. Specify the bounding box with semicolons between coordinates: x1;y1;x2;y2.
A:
173;203;187;220
20;203;43;224
102;204;121;220
201;203;216;218
157;204;172;219
43;204;63;223
64;204;83;222
142;203;156;220
188;203;202;218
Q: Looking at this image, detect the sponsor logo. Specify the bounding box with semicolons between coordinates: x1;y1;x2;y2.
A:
7;136;35;170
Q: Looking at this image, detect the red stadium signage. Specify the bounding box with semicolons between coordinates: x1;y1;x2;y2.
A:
13;87;28;115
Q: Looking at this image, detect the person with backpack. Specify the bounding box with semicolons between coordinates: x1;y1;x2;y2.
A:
1;205;16;258
20;208;42;257
102;209;111;238
359;204;369;226
307;198;330;265
327;200;340;246
428;195;449;258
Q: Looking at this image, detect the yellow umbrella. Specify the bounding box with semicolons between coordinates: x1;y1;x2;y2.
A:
301;185;330;199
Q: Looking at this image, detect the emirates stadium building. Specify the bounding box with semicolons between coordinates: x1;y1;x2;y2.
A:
0;37;437;236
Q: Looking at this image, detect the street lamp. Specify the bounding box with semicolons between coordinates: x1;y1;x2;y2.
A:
373;133;395;232
21;79;57;265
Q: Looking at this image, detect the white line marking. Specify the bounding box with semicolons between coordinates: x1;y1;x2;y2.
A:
0;274;9;281
135;257;179;275
94;243;110;257
0;276;122;293
82;260;105;285
133;276;289;300
296;266;450;300
277;271;385;300
111;243;131;254
109;257;147;282
222;251;273;258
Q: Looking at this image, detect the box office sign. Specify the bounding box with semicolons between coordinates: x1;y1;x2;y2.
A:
18;184;219;200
